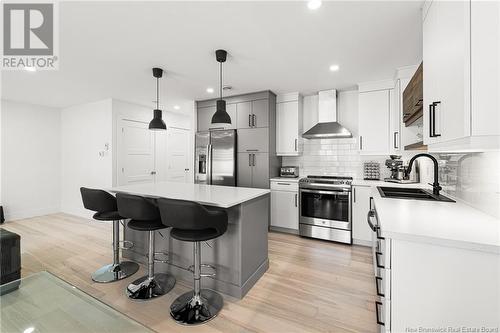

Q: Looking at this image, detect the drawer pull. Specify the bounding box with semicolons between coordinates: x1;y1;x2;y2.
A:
277;182;291;185
375;301;385;326
375;276;385;297
375;251;385;269
375;226;385;240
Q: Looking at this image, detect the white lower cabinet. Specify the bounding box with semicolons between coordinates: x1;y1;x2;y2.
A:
374;213;500;332
270;180;299;232
352;186;373;244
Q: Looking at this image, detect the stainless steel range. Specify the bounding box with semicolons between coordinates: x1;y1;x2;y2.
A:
299;175;352;244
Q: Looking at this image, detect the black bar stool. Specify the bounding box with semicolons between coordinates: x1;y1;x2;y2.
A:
157;198;228;325
80;187;139;283
116;193;176;300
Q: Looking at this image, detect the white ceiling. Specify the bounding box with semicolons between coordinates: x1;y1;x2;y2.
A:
1;1;423;112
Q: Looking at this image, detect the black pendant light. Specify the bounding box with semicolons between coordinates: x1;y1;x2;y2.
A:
149;67;167;131
211;49;231;124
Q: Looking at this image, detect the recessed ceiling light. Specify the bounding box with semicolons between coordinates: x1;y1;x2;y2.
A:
307;0;322;10
329;64;340;72
173;105;180;110
206;87;214;93
23;328;35;333
24;66;36;72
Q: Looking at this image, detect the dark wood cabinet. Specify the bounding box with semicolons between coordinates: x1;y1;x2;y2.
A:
403;62;423;126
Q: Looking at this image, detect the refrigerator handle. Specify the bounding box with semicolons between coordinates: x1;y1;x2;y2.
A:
207;144;212;184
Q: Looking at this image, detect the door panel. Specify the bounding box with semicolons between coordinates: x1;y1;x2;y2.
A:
166;128;190;183
237;152;252;187
252;99;269;128
252;152;269;189
117;119;155;185
211;130;236;186
237;128;269;152
236;101;252;129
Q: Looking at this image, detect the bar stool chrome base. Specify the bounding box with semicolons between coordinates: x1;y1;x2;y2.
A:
91;261;139;283
170;289;223;325
126;273;175;300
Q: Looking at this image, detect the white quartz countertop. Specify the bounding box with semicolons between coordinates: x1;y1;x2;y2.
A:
372;187;500;253
108;182;270;208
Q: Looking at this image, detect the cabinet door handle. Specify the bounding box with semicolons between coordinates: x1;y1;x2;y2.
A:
252;154;256;167
248;114;252;127
432;101;441;137
429;103;434;137
248;154;252;167
393;132;398;149
294;138;298;151
246;149;258;152
252;114;256;127
353;187;356;203
375;276;385;297
295;193;298;207
359;136;363;150
375;301;385;326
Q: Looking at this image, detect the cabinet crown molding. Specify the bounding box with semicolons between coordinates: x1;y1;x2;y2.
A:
358;79;395;93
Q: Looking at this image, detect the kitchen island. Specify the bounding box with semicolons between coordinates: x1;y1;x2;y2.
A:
108;182;270;299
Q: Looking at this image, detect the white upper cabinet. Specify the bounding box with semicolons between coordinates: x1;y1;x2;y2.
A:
358;88;392;155
389;87;401;152
276;93;303;156
423;0;499;151
471;1;499;137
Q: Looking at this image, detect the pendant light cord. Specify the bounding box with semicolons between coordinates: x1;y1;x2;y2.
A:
156;77;160;109
219;61;223;100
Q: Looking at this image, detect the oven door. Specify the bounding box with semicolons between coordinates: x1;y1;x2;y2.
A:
299;188;351;230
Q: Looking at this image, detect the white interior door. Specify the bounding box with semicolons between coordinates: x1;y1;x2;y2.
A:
117;119;155;185
165;127;191;183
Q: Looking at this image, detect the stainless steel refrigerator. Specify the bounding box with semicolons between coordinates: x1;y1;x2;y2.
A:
195;130;236;186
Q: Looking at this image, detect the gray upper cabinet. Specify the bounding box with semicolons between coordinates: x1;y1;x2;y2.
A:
197;104;236;131
251;99;269;128
237;128;269;153
197;106;215;132
236;99;269;129
236;102;252;129
197;91;280;189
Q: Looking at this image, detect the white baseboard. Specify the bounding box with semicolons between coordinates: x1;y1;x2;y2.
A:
4;206;60;222
353;238;372;247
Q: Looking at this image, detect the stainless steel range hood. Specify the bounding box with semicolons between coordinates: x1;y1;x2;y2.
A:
302;89;352;139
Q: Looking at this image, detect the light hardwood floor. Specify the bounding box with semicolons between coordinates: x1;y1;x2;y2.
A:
2;214;378;333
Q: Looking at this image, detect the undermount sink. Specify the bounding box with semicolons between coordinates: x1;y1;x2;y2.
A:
377;186;455;202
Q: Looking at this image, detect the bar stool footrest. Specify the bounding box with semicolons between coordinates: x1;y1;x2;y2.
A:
119;240;134;251
153;251;170;264
187;264;216;278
